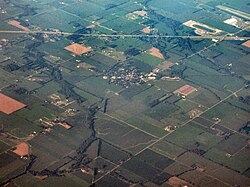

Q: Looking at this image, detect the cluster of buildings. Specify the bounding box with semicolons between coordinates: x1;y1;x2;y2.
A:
103;62;145;87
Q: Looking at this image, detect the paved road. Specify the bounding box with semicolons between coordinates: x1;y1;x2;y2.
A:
0;30;250;40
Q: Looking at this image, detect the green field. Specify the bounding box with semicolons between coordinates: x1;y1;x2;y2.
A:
0;0;250;186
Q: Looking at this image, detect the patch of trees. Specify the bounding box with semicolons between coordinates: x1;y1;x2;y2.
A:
149;10;183;35
109;44;118;48
169;64;187;78
124;48;141;56
4;85;34;96
17;19;30;27
86;107;98;135
30;169;63;177
60;81;86;104
3;63;20;72
20;49;47;71
111;171;141;186
67;28;92;42
103;98;109;113
105;4;118;10
71;107;98;170
26;42;41;51
239;121;250;135
239;95;250;105
14;87;32;95
244;80;250;88
190;149;206;156
177;38;193;51
148;99;161;108
105;1;128;10
51;67;63;81
50;67;86;104
67;34;82;42
148;94;171;108
71;137;96;169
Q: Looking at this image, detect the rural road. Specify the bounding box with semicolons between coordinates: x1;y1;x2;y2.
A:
0;30;250;40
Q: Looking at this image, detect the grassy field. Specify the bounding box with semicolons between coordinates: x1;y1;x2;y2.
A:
126;117;167;137
76;76;123;98
134;53;165;67
0;0;250;186
165;123;222;150
177;151;250;186
205;147;250;173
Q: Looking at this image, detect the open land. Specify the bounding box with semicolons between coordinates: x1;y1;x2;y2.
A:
148;47;165;59
174;85;197;96
0;93;26;114
0;0;249;187
142;26;151;34
13;142;30;157
64;43;92;55
242;40;250;48
8;20;30;32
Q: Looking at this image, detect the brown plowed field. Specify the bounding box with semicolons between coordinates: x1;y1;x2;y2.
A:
133;10;147;16
13;142;29;157
64;43;92;55
148;47;164;59
174;85;197;96
142;26;151;34
0;93;26;114
166;176;192;187
242;40;250;48
8;20;30;31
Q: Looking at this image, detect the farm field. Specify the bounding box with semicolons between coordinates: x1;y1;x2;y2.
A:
0;0;249;186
